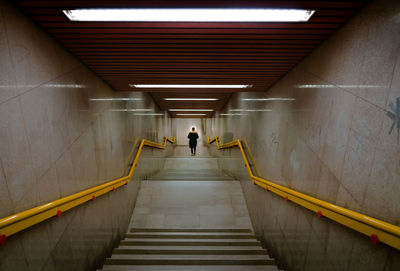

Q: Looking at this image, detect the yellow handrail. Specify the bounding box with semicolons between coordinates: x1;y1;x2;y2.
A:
208;136;400;250
0;136;175;244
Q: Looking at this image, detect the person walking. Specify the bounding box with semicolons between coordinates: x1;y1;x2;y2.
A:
187;127;199;156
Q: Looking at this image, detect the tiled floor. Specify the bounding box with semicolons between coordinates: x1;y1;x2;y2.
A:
130;180;253;229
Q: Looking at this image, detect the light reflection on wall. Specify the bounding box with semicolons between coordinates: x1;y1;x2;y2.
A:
0;84;86;89
297;84;387;89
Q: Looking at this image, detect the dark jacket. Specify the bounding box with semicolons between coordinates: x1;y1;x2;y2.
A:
187;132;199;148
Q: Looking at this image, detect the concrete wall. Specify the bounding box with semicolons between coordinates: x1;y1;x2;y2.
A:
207;0;400;270
172;118;203;145
0;1;172;270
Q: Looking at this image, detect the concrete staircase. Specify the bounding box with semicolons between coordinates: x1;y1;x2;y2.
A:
148;148;233;181
148;169;233;181
99;228;280;271
98;146;281;270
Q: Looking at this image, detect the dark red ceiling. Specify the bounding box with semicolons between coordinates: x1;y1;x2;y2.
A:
14;0;368;118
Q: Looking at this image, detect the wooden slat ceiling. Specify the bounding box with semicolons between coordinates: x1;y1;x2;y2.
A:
14;0;368;118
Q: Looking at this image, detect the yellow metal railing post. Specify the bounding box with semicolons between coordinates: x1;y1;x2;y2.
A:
0;136;175;244
208;136;400;250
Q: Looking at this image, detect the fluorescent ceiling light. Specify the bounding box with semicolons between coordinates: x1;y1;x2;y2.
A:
220;113;248;116
176;114;207;116
130;84;252;89
242;98;295;101
168;109;214;112
134;113;164;116
229;109;272;112
164;98;219;101
63;9;315;22
90;98;142;101
110;109;152;112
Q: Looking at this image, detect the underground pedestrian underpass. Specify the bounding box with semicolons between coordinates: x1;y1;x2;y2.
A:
0;0;399;270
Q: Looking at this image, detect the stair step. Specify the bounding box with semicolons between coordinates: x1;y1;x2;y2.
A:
120;239;261;246
148;177;233;181
104;258;275;266
164;158;219;170
113;248;266;255
128;232;253;236
125;233;256;239
100;265;280;271
130;228;252;233
110;254;272;260
115;245;265;251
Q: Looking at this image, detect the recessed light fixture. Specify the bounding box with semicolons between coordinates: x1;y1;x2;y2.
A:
62;9;315;22
110;109;152;112
176;114;207;116
164;98;219;101
168;109;214;112
242;98;295;101
130;84;252;89
90;98;142;101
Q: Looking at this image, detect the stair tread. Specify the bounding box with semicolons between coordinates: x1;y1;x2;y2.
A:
105;258;275;265
130;228;252;233
100;265;280;271
125;233;255;239
110;255;272;260
128;232;253;236
123;238;260;242
146;178;234;181
115;246;265;250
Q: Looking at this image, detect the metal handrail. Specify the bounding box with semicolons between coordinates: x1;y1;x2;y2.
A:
0;136;175;244
208;136;400;250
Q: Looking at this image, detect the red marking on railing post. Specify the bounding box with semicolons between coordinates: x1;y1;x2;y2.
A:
56;210;62;217
253;181;256;185
285;196;289;202
112;187;116;191
125;181;128;185
0;234;6;245
371;234;380;245
91;196;96;201
266;187;269;192
317;211;323;218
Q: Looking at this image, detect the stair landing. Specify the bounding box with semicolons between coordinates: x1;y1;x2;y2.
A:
130;180;251;229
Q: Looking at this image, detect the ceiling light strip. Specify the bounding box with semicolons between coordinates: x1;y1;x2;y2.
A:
110;109;152;112
130;84;252;89
229;109;272;112
90;98;142;101
168;109;214;112
164;98;219;101
63;9;315;22
176;114;207;116
242;98;295;101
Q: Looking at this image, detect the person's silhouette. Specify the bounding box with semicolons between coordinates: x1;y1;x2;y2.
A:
187;127;199;156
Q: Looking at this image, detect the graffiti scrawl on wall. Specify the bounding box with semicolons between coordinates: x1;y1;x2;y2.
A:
386;97;400;144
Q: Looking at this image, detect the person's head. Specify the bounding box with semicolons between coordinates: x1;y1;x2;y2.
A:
192;127;195;131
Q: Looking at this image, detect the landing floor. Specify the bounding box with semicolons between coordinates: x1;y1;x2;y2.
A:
130;181;252;229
